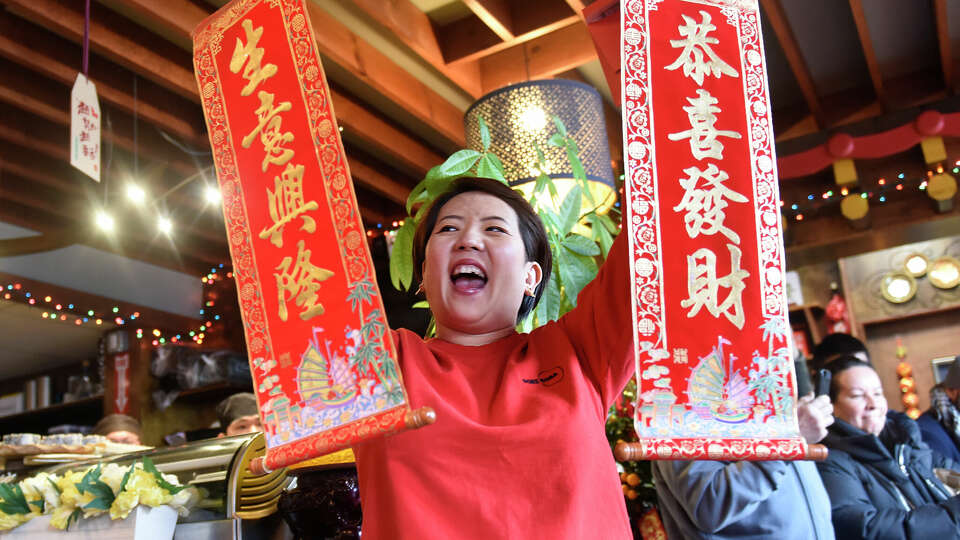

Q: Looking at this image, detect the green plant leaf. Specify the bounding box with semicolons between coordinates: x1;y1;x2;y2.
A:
411;300;429;309
542;273;563;321
475;153;506;182
0;483;30;515
389;220;416;291
562;234;601;256
552;115;568;137
558;184;582;235
48;477;62;494
547;133;565;147
533;172;549;197
594;220;614;258
118;462;135;493
438;149;481;176
405;178;429;215
143;457;186;494
566;141;586;181
557;248;597;307
479;116;491;152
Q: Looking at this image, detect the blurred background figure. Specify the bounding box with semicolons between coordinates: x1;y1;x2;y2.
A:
918;356;960;463
811;333;871;373
92;413;143;445
216;392;262;437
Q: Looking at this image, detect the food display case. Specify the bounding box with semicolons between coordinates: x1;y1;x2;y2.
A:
39;433;293;540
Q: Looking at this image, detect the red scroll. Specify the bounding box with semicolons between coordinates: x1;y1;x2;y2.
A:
192;0;430;471
621;0;809;460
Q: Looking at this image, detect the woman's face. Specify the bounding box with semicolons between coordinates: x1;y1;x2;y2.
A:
422;192;541;342
834;365;887;436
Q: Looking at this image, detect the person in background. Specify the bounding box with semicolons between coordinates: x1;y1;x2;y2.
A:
216;392;262;436
653;394;835;540
810;332;870;373
92;413;142;445
817;355;960;539
918;356;960;463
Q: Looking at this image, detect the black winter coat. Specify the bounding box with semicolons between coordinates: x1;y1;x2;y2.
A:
817;411;960;540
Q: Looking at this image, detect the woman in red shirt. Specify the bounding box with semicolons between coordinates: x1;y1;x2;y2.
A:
353;177;634;539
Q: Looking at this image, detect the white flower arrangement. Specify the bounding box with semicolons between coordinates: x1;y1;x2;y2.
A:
0;458;199;532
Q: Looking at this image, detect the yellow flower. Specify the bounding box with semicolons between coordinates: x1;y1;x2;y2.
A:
110;490;139;520
50;506;76;530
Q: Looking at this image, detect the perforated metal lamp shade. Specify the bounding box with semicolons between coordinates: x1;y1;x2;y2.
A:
464;79;616;213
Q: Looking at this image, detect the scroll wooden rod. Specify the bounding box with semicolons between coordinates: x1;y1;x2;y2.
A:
248;406;437;475
614;442;828;461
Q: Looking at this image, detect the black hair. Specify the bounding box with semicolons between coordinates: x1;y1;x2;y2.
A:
825;354;874;401
412;177;552;322
811;333;870;372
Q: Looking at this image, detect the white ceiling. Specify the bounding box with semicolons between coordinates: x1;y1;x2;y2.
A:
0;300;114;380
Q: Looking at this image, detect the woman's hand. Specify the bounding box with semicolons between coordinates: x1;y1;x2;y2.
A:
797;393;834;444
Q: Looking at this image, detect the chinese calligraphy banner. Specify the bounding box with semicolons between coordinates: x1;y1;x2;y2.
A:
193;0;428;471
621;0;811;460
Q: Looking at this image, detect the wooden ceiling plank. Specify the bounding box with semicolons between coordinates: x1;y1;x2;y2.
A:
847;0;886;106
933;0;953;92
2;0;197;100
479;22;597;93
346;157;410;205
12;0;455;175
331;90;444;177
563;0;587;17
340;0;483;97
446;15;581;65
0;167;228;267
758;0;825;129
0;12;205;147
0;62;199;178
462;0;515;41
304;2;466;147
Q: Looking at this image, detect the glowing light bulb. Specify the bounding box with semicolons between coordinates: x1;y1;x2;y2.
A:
204;185;222;205
518;106;547;132
126;184;146;204
95;211;114;232
157;216;173;234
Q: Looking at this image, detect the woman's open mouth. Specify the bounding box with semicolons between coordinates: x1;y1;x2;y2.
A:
450;263;487;293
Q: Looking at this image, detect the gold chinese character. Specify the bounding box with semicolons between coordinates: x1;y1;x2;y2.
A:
241;91;295;172
668;89;742;161
665;10;739;85
259;164;319;248
230;19;278;96
275;240;335;321
673;163;748;243
681;244;749;329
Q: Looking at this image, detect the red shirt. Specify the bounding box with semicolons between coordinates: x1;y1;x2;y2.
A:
354;231;634;539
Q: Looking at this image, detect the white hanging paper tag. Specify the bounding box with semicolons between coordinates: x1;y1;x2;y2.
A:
70;73;101;182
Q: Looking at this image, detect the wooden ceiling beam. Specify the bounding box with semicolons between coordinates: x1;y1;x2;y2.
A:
463;0;515;41
0;59;200;178
346;158;410;206
847;0;886;107
0;167;228;269
2;0;197;100
758;0;826;129
0;12;207;147
933;0;953;93
4;1;447;183
341;0;483;97
331;90;444;177
479;21;597;93
445;15;581;65
303;2;466;148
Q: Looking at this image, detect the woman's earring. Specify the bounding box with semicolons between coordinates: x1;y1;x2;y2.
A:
416;282;424;295
525;287;535;297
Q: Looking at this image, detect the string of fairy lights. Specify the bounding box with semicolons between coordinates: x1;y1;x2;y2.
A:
779;161;957;222
0;264;234;348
